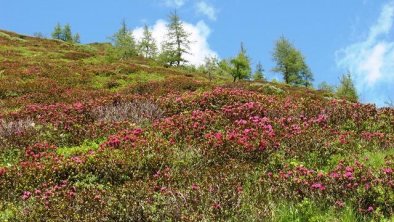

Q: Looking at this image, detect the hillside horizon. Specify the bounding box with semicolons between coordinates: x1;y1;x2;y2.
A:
2;0;394;107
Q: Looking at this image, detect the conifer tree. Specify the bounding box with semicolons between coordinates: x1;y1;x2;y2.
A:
273;36;313;86
73;33;80;44
161;11;191;66
138;24;157;58
51;23;63;40
385;97;393;107
203;56;219;81
33;32;45;39
336;72;358;102
318;81;335;94
219;43;251;82
63;24;73;42
230;43;251;82
300;65;314;87
253;62;265;81
111;20;137;60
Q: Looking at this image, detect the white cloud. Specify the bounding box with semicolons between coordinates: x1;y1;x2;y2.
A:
164;0;187;8
133;19;218;66
196;1;217;21
336;1;394;106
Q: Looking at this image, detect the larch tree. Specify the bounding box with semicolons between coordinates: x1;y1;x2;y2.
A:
138;24;157;59
73;33;81;44
219;43;251;82
318;81;335;94
272;36;313;86
253;62;265;81
111;20;137;60
63;24;73;42
203;56;220;81
336;72;359;102
300;65;314;87
51;23;63;40
385;97;393;107
161;11;191;67
230;43;251;82
33;32;45;39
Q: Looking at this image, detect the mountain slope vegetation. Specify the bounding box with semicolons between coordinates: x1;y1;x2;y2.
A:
0;30;393;221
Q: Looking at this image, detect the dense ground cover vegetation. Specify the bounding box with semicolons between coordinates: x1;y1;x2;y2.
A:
0;30;393;221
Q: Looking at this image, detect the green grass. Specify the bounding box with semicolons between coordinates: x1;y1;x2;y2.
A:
82;55;108;64
127;71;166;82
272;200;362;222
91;75;110;89
0;207;17;222
363;149;394;169
56;139;103;157
329;146;394;170
0;149;20;168
91;71;166;90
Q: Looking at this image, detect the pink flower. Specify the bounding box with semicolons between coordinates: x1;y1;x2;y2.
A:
335;200;345;208
107;136;121;148
132;128;143;135
235;119;247;125
153;171;161;178
315;114;328;123
339;135;348;144
243;128;252;135
214;132;223;140
22;191;32;201
0;167;6;177
160;186;167;193
311;183;326;191
367;206;374;212
291;124;302;135
67;191;76;198
71;156;84;164
192;122;199;128
259;140;267;151
73;102;84;110
191;184;199;191
383;168;393;175
330;172;340;179
344;171;353;179
227;131;237;140
345;166;354;172
212;202;222;210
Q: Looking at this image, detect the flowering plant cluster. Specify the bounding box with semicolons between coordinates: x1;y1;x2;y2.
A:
0;80;394;220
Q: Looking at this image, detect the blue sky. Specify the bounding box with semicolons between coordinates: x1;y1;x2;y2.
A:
0;0;393;106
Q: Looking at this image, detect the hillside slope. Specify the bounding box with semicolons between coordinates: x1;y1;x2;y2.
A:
1;30;394;221
0;30;219;113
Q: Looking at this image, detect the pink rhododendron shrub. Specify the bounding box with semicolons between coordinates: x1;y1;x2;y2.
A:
264;160;394;215
0;80;394;221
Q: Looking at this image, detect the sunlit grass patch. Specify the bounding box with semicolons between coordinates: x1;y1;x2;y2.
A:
127;71;166;83
363;149;394;169
56;139;103;157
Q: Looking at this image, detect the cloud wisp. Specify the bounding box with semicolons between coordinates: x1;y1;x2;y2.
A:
163;0;187;8
133;19;218;66
336;1;394;106
161;0;218;21
196;1;217;21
